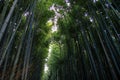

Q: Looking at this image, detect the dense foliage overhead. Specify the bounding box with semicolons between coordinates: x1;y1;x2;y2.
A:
0;0;120;80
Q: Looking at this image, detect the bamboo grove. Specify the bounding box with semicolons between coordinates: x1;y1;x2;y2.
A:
0;0;120;80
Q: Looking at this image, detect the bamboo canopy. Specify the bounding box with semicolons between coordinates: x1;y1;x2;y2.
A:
0;0;120;80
